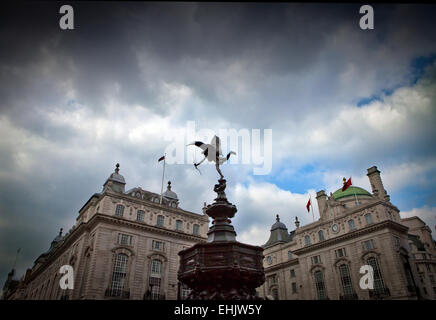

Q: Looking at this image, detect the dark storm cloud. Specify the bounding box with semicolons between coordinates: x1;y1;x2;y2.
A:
1;2;436;287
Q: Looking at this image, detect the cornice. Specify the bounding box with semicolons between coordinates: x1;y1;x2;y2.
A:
264;258;299;273
25;212;207;284
296;199;399;234
293;220;408;255
88;213;208;242
100;191;209;222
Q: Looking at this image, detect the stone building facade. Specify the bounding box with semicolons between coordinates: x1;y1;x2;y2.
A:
258;166;436;300
2;164;208;300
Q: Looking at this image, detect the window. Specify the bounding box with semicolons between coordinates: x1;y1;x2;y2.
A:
118;233;132;246
288;251;293;260
305;235;311;246
156;215;164;227
268;274;277;285
430;275;435;283
115;204;124;217
176;220;183;231
348;219;356;231
290;269;296;278
335;248;347;258
291;282;297;294
367;257;385;293
314;270;327;300
152;240;164;251
394;236;400;248
339;264;354;296
420;274;425;283
137;210;145;222
271;288;279;300
362;239;375;251
426;264;431;272
193;224;200;235
423;287;428;295
151;259;162;274
365;213;373;225
311;255;321;265
318;230;325;241
267;256;272;265
149;277;161;300
110;253;128;296
180;283;191;300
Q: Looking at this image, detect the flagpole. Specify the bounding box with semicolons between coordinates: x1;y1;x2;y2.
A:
310;194;314;222
160;154;166;205
350;176;358;205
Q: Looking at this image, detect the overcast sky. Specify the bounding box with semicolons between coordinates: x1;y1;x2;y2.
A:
1;2;436;287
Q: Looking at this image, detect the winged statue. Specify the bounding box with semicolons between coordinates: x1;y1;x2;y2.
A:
187;135;236;179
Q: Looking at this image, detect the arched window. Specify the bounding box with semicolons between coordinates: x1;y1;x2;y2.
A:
115;204;124;217
348;219;356;231
137;210;145;222
339;264;354;298
110;253;128;297
151;259;162;275
193;224;200;235
314;270;327;300
367;257;385;294
318;230;325;241
305;235;311;246
176;220;183;231
365;213;373;225
156;215;164;227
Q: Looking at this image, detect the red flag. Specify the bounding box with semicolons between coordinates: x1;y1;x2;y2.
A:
342;177;352;191
158;155;165;162
306;198;311;213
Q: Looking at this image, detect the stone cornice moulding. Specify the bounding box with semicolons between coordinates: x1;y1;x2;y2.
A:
25;212;207;284
295;199;400;234
102;191;209;222
293;220;408;256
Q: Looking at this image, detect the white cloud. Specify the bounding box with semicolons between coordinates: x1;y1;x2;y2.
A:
400;206;436;239
229;181;317;246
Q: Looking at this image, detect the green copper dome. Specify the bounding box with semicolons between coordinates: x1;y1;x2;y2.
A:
332;186;372;201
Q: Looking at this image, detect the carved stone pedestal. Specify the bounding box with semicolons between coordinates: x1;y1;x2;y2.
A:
178;179;265;300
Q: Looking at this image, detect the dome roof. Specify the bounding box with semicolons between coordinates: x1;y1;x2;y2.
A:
271;218;288;231
263;215;291;248
163;181;178;200
49;228;63;250
108;172;125;184
332;186;372;201
106;163;125;184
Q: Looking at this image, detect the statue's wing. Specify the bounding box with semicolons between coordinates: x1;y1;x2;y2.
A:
189;141;208;151
210;135;223;155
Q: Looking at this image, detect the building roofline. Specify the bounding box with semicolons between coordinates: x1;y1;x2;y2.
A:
293;220;408;255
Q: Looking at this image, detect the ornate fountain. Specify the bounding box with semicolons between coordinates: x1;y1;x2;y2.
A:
178;137;265;299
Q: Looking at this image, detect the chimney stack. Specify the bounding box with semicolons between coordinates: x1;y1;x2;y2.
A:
367;166;390;201
316;190;328;220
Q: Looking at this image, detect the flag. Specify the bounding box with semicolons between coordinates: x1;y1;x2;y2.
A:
306;198;311;213
342;177;352;191
158;155;165;162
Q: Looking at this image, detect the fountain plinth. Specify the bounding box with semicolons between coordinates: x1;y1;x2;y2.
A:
178;178;265;300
